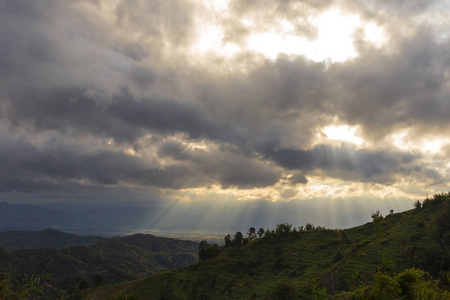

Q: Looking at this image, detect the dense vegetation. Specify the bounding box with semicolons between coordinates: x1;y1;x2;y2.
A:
0;233;199;298
70;193;450;299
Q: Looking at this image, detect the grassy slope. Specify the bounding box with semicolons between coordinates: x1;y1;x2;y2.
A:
70;199;449;300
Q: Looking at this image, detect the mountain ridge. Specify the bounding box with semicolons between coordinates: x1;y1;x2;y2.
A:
0;201;159;235
0;228;105;250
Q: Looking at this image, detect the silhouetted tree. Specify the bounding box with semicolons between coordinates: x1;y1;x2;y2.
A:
224;234;232;248
305;223;314;231
276;223;292;235
372;210;383;221
234;232;243;246
257;228;265;238
247;227;256;239
414;200;422;209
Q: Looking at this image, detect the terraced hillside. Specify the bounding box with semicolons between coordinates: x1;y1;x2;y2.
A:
70;194;450;299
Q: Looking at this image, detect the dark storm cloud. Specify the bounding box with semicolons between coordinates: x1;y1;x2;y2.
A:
2;87;145;143
0;126;280;193
3;84;251;146
109;93;236;141
157;140;281;188
263;143;420;184
0;131;204;189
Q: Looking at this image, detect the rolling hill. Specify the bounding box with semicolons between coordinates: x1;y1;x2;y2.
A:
0;232;199;298
69;194;450;299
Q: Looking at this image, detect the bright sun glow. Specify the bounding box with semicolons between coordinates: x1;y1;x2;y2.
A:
310;10;360;62
246;10;361;62
364;22;387;46
392;131;447;154
189;5;387;64
247;32;312;60
323;125;364;145
191;22;241;57
423;140;445;154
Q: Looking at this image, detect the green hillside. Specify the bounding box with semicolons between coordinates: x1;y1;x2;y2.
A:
0;233;198;298
70;194;450;299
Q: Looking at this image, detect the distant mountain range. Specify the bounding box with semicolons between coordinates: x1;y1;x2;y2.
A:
0;228;199;298
0;228;105;250
0;201;159;235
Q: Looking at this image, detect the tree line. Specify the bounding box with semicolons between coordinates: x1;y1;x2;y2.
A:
198;222;325;261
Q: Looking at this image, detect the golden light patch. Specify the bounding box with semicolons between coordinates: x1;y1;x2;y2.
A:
124;148;141;157
423;139;445;154
323;125;364;145
391;130;447;154
298;176;422;201
364;22;387;47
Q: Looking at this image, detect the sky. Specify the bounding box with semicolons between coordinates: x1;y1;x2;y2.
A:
1;0;450;231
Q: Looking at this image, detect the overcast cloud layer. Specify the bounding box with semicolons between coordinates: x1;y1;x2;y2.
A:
1;0;450;229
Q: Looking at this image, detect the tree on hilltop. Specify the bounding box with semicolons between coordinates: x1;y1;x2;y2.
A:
234;232;243;246
257;228;265;238
247;227;257;239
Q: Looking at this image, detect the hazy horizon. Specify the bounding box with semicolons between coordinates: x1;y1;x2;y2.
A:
0;196;414;241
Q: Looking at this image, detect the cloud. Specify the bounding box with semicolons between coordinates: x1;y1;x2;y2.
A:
330;25;450;141
264;143;420;184
1;0;450;211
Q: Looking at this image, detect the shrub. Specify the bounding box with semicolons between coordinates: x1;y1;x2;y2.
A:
368;272;401;299
395;268;430;299
305;223;315;231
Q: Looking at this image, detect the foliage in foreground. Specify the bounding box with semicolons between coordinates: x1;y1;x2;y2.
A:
0;274;53;300
336;268;450;299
